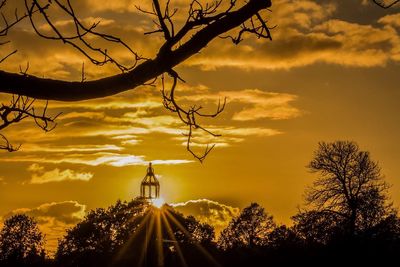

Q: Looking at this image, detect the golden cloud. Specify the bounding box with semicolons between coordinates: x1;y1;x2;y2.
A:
4;153;193;167
172;199;240;236
1;83;296;170
183;89;302;121
23;144;123;153
185;0;400;70
27;164;94;184
2;0;398;80
4;201;87;254
379;13;400;28
9;201;86;224
1;85;293;168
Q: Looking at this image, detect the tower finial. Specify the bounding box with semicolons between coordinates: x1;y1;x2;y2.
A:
147;162;154;175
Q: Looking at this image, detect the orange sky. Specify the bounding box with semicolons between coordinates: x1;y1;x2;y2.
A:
1;0;400;253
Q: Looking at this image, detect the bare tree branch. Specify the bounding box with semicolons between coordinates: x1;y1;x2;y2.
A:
0;95;61;151
0;0;32;63
0;133;20;151
24;0;142;72
0;0;272;100
0;0;273;160
0;49;16;64
373;0;400;8
161;70;226;162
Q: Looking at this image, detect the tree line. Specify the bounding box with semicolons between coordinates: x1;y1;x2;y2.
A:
1;141;400;266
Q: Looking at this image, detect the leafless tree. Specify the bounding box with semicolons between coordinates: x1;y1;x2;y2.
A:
306;141;392;237
0;0;273;161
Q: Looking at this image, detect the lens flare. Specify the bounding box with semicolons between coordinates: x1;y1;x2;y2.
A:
152;197;165;208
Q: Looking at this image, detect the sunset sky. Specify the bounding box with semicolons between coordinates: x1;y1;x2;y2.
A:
1;0;400;253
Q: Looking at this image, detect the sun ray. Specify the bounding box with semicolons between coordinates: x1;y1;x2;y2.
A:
161;211;188;267
139;209;157;267
112;203;153;264
164;208;221;267
155;209;165;267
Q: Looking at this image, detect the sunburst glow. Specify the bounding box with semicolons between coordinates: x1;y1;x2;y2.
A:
152;197;165;208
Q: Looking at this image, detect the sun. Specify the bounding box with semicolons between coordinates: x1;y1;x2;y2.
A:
152;197;165;208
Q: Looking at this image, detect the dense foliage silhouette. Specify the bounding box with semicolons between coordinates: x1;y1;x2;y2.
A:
1;141;400;266
0;214;46;267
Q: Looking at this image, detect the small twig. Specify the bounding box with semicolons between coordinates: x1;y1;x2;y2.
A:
0;49;16;64
19;62;29;75
0;95;61;151
161;70;226;163
23;0;143;72
0;133;20;152
81;62;86;82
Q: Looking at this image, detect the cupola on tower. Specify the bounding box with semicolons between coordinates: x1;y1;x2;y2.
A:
140;162;160;200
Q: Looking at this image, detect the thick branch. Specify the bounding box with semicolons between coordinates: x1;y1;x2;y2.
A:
373;0;400;8
0;0;272;101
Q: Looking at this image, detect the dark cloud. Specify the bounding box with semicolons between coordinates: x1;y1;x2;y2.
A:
6;200;86;224
2;201;87;254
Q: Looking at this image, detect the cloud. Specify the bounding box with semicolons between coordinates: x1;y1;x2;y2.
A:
172;199;240;235
52;99;163;111
183;89;302;121
1;0;400;85
23;144;123;153
379;13;400;28
28;164;93;184
70;155;193;167
1;9;160;79
3;0;399;79
1;84;295;169
174;126;282;149
9;201;86;224
5;155;193;167
83;0;140;13
185;0;400;70
1;87;290;166
361;0;369;6
4;201;86;254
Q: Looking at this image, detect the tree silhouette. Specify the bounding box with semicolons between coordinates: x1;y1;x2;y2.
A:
0;214;46;266
56;198;217;267
292;210;345;245
0;0;273;160
267;225;302;249
218;203;276;250
184;215;215;245
305;141;393;237
56;199;149;266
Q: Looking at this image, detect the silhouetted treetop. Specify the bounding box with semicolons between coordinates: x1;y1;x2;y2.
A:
306;141;392;236
0;214;46;266
218;203;276;250
56;198;216;267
